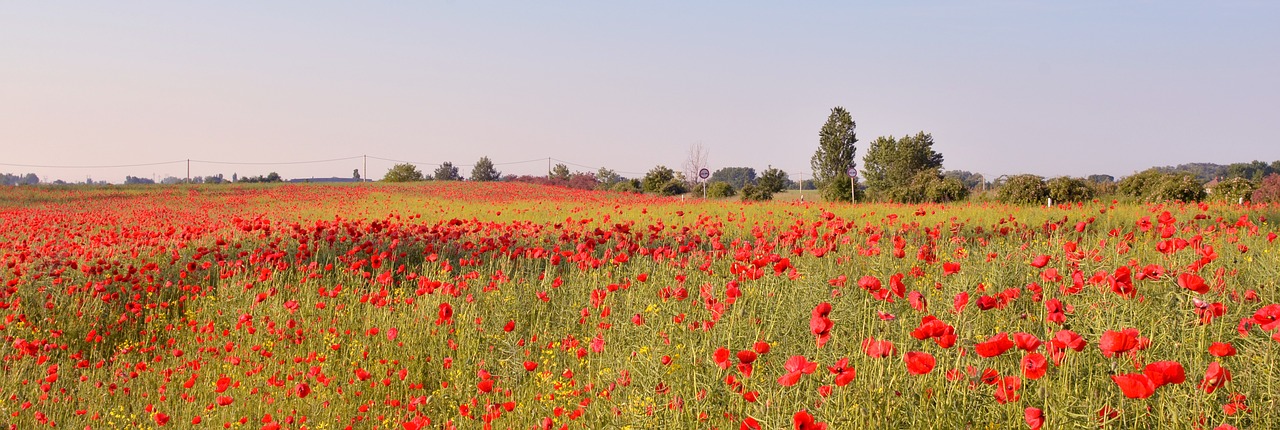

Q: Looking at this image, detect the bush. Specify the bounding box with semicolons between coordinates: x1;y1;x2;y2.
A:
925;176;969;203
1251;174;1280;203
1151;173;1205;202
998;175;1048;205
611;180;641;194
642;166;677;194
1046;177;1095;203
707;181;736;198
1210;177;1256;203
657;179;688;196
383;163;424;182
740;185;773;201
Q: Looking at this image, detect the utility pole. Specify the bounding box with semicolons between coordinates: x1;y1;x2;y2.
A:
186;159;190;184
547;158;551;179
363;155;367;183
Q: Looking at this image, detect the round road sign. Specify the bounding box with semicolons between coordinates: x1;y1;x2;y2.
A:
698;168;710;180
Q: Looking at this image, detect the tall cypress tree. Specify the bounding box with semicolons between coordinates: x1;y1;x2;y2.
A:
811;107;858;202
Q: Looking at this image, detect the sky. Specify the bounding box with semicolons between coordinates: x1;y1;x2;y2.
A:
2;1;1278;183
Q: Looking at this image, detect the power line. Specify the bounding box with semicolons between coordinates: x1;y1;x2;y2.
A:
0;160;186;169
190;156;363;166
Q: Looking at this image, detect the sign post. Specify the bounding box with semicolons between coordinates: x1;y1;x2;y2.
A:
847;167;857;203
699;168;710;199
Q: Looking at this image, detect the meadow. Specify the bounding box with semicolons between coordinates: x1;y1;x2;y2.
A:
0;182;1277;429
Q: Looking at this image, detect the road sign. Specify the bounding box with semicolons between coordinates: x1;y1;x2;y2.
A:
847;167;857;178
698;168;710;180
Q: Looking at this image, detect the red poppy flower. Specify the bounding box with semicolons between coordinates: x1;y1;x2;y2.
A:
1021;353;1047;380
1177;273;1210;294
1252;304;1280;331
828;357;856;386
792;410;827;430
975;333;1016;358
904;351;935;375
1030;255;1051;268
1014;332;1042;352
778;355;818;386
713;347;732;370
994;376;1021;404
1143;361;1186;388
1098;329;1140;357
942;261;961;275
1208;342;1237;357
1111;373;1156;399
737;350;758;364
1200;362;1230;394
861;337;896;358
1024;407;1044;430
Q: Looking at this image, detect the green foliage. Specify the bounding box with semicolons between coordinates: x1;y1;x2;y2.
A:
610;179;641;193
1252;173;1280;203
1225;160;1276;182
757;168;789;194
706;181;736;198
434;162;461;181
1046;177;1096;203
943;170;985;190
470;157;501;181
708;167;757;189
551;164;571;181
641;166;685;196
739;184;773;201
862;132;948;203
811;106;859;202
1209;177;1256;203
924;175;970;203
1086;174;1115;184
596;168;624;189
998;175;1048;205
1119;169;1206;202
383;163;424;182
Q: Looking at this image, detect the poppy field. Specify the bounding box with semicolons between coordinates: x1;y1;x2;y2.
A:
1;182;1279;429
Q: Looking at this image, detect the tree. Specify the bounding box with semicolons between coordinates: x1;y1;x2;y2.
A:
1211;177;1256;203
1118;169;1205;202
353;169;361;180
470;156;501;181
758;168;789;194
1046;177;1095;203
1252;174;1280;203
611;180;641;193
596;168;624;189
998;175;1048;205
434;162;461;181
383;163;424;182
708;167;757;189
707;181;735;198
232;173;238;182
739;185;773;201
265;172;281;182
943;170;986;191
1087;174;1115;184
862;132;944;202
642;166;685;195
811;107;858;202
925;176;969;202
682;142;709;186
551;164;571;181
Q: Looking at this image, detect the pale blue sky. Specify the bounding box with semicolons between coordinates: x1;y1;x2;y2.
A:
2;1;1277;183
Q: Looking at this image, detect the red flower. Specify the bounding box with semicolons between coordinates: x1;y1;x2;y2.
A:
1177;273;1210;294
1014;332;1042;352
1024;407;1044;430
154;412;171;426
810;303;834;348
1252;304;1280;331
1021;353;1047;380
1200;362;1230;394
975;332;1016;358
904;351;935;375
861;337;896;358
713;347;732;370
778;356;818;386
1111;373;1156;399
828;357;856;386
1030;255;1051;268
942;261;961;275
1208;342;1237;357
1143;361;1186;388
792;410;827;430
1098;329;1140;358
994;376;1021;404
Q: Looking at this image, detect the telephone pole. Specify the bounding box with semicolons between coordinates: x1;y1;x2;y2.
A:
186;159;190;184
363;155;367;183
